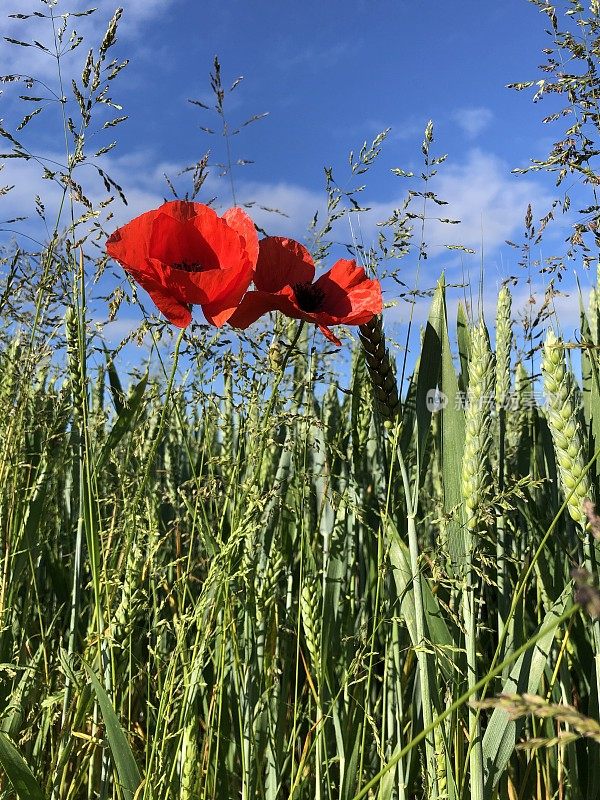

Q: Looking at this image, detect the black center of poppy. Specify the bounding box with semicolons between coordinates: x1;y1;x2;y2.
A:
172;262;204;273
293;282;324;312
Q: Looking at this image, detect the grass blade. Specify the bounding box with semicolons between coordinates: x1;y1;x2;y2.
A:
481;584;572;794
83;661;142;800
0;731;46;800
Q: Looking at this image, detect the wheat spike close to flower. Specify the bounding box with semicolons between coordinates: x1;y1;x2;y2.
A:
542;329;593;529
495;286;513;637
358;314;401;422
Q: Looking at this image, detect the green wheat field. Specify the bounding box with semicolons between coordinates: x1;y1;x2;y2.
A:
3;1;600;799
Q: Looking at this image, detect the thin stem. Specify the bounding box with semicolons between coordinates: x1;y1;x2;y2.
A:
462;555;484;800
395;442;438;799
356;527;384;791
223;120;238;207
131;327;185;515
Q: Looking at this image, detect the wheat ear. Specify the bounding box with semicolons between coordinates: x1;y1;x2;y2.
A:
542;329;593;528
495;285;513;413
462;321;495;532
358;315;400;421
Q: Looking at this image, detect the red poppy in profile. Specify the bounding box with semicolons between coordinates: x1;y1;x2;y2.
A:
106;200;258;328
228;236;382;345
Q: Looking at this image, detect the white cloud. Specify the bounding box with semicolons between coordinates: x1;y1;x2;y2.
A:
403;148;552;254
0;1;174;79
0;146;555;273
231;179;324;238
216;151;551;263
99;315;141;343
272;40;354;72
222;151;548;271
0;147;171;245
0;147;323;249
452;106;494;139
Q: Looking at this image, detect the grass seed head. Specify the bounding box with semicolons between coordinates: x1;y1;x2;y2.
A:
461;320;495;532
495;285;513;412
358;314;400;422
542;329;593;528
300;573;321;676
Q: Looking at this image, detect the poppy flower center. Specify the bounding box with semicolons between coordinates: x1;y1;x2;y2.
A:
293;282;325;313
172;261;205;273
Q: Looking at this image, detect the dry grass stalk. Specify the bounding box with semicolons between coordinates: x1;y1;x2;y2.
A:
475;692;600;749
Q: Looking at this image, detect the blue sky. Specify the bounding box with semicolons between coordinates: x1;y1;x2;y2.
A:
0;0;593;357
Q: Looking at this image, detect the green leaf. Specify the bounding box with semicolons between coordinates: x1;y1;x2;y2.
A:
482;583;572;795
0;731;46;800
84;662;142;800
456;301;470;392
321;500;347;671
104;346;126;415
439;280;466;574
95;372;148;472
415;276;444;484
387;519;457;684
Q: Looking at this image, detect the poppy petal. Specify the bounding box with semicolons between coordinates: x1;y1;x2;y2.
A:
160;199;201;222
317;324;342;346
178;257;253;307
149;212;221;270
321;258;371;290
202;262;256;326
128;271;192;327
315;259;382;323
106;209;159;273
192;205;254;272
254;237;315;293
228;289;302;329
223;207;259;267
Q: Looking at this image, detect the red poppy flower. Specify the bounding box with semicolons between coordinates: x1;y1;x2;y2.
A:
106;200;259;328
228;236;382;345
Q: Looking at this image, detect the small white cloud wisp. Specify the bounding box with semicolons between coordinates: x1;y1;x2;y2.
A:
452;106;494;139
